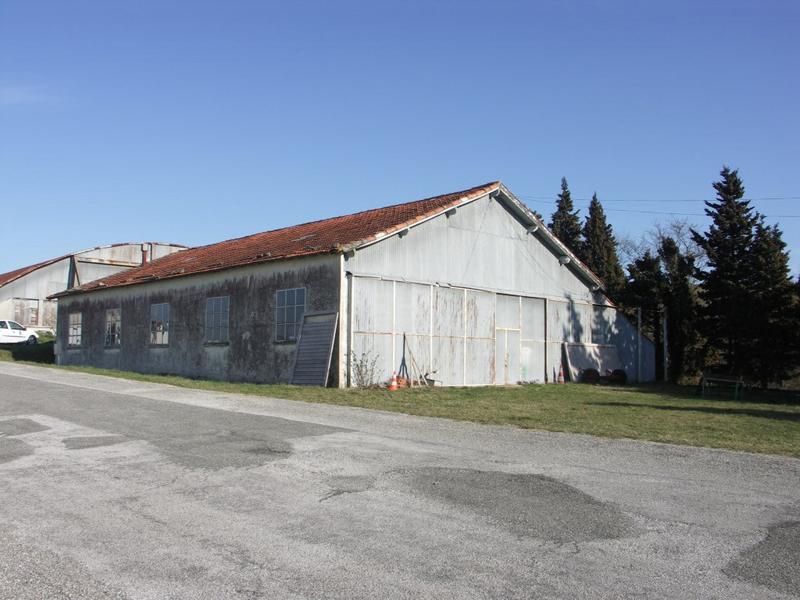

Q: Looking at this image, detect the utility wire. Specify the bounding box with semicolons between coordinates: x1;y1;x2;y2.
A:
522;198;800;219
519;194;800;203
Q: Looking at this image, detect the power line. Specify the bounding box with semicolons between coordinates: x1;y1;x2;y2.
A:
519;194;800;203
523;198;800;219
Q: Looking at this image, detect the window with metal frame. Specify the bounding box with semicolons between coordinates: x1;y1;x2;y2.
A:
105;308;121;347
275;287;306;342
68;313;82;347
150;303;170;345
205;296;229;343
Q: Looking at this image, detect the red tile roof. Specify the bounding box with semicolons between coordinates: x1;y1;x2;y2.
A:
0;256;68;288
59;182;501;296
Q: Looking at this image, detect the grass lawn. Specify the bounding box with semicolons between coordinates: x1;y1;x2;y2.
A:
2;352;797;457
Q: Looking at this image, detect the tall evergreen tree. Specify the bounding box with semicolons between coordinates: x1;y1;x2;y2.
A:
658;236;701;382
582;193;625;297
549;177;582;257
623;237;702;383
624;250;665;379
746;219;799;386
691;166;758;375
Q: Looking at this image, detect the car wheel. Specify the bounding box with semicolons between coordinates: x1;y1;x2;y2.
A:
26;335;37;345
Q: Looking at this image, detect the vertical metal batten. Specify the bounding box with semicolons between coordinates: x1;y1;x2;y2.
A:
543;298;548;382
429;285;434;376
518;295;522;383
391;280;396;373
463;288;467;386
346;272;354;387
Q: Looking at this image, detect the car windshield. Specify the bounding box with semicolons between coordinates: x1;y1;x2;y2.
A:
8;321;25;330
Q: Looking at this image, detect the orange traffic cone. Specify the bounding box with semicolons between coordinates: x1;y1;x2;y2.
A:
388;372;399;392
557;363;565;384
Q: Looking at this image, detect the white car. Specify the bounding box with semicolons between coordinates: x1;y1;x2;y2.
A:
0;320;39;344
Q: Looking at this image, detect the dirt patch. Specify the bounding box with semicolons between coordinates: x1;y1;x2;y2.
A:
163;430;295;469
0;418;49;436
0;438;34;464
244;445;291;456
320;475;376;501
723;521;800;595
63;436;128;450
395;467;635;543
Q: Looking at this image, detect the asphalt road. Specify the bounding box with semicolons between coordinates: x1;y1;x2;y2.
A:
0;362;798;599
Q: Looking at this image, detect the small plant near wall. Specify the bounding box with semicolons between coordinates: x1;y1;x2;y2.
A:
35;330;56;343
351;350;381;388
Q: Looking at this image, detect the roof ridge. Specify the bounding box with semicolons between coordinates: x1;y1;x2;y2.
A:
53;181;503;296
187;181;501;251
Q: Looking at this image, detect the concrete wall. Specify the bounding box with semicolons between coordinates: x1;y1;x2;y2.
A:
344;192;655;385
56;254;341;384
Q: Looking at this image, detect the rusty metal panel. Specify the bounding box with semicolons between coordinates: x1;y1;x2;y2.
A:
394;282;431;335
432;336;464;386
343;192;658;384
494;329;520;385
352;278;393;333
465;339;494;385
495;332;505;384
432;286;463;338
352;332;394;381
507;329;520;383
393;333;432;378
465;289;494;338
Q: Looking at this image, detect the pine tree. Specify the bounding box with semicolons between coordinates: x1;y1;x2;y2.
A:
582;193;625;297
549;177;582;257
624;250;665;379
658;236;701;382
691;166;758;375
746;219;799;386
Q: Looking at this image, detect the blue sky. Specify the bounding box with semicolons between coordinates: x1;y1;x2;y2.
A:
2;0;798;275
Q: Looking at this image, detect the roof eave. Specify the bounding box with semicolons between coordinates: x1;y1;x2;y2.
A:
49;247;341;299
495;183;609;295
344;183;502;254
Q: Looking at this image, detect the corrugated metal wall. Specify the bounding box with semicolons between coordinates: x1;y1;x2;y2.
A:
346;192;656;385
349;276;652;386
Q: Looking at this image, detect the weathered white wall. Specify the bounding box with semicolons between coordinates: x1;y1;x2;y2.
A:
0;259;71;327
0;243;184;328
56;254;341;384
345;193;655;385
